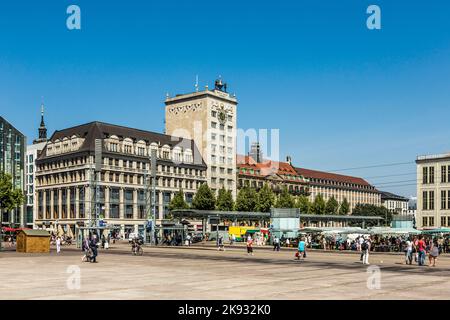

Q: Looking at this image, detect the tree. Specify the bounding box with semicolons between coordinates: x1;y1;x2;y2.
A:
169;189;189;211
311;194;326;215
275;187;295;208
339;197;350;215
0;171;24;214
192;183;216;210
325;196;339;215
216;187;234;211
296;195;311;214
256;184;275;212
235;186;258;212
352;204;392;227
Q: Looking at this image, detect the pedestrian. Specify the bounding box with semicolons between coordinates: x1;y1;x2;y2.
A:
89;237;98;263
230;233;236;245
405;237;414;265
218;235;225;251
417;235;426;266
273;236;280;251
56;236;61;254
286;238;290;247
297;237;306;260
362;237;371;265
246;236;254;256
322;237;327;251
428;240;439;267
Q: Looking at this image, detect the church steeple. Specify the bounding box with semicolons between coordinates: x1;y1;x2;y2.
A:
33;103;48;144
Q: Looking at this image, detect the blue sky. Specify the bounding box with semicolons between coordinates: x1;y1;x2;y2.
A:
1;0;449;198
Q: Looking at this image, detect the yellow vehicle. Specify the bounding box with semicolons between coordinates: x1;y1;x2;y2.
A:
229;226;265;242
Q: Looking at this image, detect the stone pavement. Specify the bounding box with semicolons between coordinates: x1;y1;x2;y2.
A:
1;244;449;300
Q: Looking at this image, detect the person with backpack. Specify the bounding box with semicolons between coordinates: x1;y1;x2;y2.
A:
362;237;371;265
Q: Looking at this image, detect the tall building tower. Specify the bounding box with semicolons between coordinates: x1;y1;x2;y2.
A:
165;78;238;198
0;116;26;227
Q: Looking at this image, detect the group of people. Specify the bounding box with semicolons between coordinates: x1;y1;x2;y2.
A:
404;235;440;267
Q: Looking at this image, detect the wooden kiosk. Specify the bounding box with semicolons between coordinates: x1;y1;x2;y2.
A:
16;230;51;253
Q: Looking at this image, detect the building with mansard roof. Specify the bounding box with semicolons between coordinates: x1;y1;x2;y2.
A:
34;121;207;238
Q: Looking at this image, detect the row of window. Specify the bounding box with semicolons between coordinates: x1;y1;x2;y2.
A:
421;216;450;227
309;178;375;191
422;191;435;211
440;190;450;210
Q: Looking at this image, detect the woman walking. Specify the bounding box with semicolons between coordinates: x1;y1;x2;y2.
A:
428;240;439;267
297;237;306;261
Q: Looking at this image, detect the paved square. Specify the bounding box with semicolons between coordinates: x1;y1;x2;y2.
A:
1;244;449;300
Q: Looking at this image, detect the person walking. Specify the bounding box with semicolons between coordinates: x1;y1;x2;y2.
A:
405;237;414;265
89;236;98;263
56;236;61;254
246;236;254;256
297;237;306;261
273;236;280;251
428;240;439;267
230;233;236;245
362;237;371;265
217;235;225;251
417;235;426;266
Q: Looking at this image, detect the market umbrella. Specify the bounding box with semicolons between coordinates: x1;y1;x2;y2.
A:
57;225;64;237
66;226;74;239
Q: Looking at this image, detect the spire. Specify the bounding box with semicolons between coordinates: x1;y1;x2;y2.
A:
40;103;45;127
33;102;48;144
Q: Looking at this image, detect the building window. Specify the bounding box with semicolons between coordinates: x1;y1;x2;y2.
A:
429;191;435;210
442;166;448;183
441;216;447;227
211;111;217;117
429;167;435;184
423;216;428;227
211;122;217;129
429;216;434;227
423;191;428;210
441;190;447;210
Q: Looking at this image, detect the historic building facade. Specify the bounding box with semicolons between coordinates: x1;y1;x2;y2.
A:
237;153;309;195
25;104;48;228
34;121;207;237
0;116;26;227
380;191;409;215
416;152;450;229
165;79;237;198
294;167;381;212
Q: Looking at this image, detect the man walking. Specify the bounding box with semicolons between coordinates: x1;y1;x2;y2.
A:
362;237;371;265
89;236;98;263
405;237;414;265
246;235;254;256
273;236;280;251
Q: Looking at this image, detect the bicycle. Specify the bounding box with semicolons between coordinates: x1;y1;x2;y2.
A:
131;243;143;256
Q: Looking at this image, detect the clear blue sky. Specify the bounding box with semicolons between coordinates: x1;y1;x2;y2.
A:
1;0;449;198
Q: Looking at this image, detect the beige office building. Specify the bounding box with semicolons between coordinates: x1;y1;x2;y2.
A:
416;153;450;229
165;79;237;198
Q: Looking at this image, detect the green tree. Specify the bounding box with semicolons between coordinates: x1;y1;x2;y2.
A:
216;187;234;211
352;204;392;227
0;171;24;213
169;189;189;211
311;194;326;215
256;184;275;212
235;186;258;212
296;195;311;214
192;183;216;210
325;196;339;215
339;197;350;215
275;187;295;208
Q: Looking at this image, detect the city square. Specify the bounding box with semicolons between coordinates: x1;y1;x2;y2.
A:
1;244;449;300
